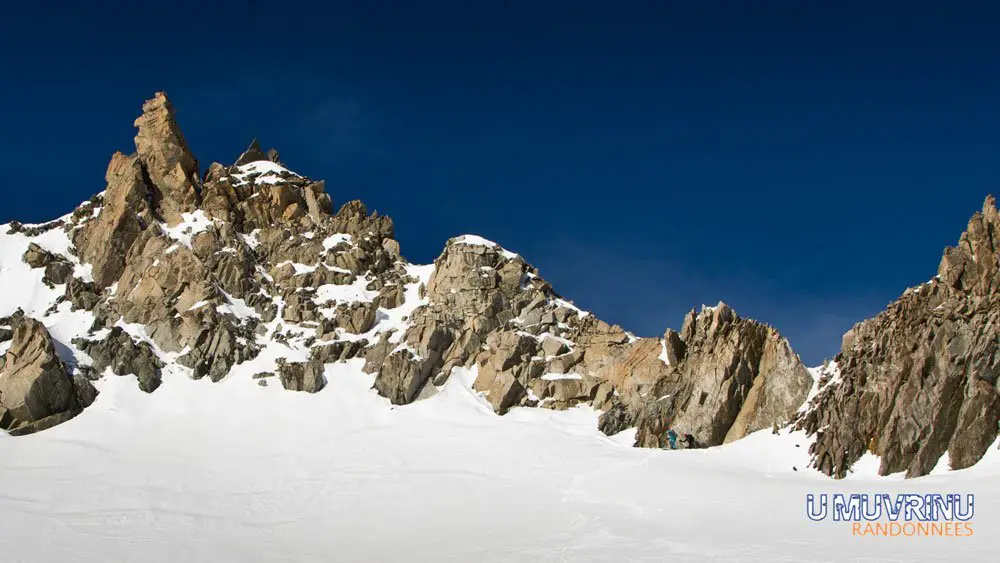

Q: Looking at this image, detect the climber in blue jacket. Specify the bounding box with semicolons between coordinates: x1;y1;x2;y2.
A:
666;429;678;449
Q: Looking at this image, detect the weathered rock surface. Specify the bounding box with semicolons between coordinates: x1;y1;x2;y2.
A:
234;139;270;166
372;238;559;407
22;242;74;287
278;360;327;393
369;236;812;448
22;243;58;268
73;327;162;393
74;152;154;288
64;278;101;311
133;92;201;224
796;196;1000;478
0;318;93;435
588;304;813;449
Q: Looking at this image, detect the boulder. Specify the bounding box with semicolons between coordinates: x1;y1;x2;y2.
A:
310;339;368;364
598;397;636;436
374;349;434;405
473;362;526;414
0;318;87;434
22;243;58;268
528;376;600;409
278;360;326;393
200;163;240;222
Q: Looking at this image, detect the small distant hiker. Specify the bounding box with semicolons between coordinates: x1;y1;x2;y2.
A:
666;429;678;450
682;433;696;449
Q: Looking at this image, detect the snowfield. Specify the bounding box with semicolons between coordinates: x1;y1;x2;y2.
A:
1;362;997;562
1;220;998;562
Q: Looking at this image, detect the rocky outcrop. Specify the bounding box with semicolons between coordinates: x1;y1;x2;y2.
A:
133;92;201;224
278;360;327;393
74;152;154;288
368;236;811;446
371;237;563;407
22;243;74;287
318;300;380;336
234;139;270;166
22;242;58;268
591;304;812;449
64;278;101;311
658;304;812;445
797;196;1000;478
0;318;94;435
73;327;162;393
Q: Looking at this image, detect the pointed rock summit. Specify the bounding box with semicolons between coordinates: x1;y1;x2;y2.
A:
133;92;201;224
938;194;1000;295
234;138;269;166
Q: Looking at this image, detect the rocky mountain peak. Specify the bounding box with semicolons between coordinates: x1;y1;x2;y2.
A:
613;300;812;449
234;138;269;166
233;138;284;167
680;301;737;343
133;92;201;224
0;84;814;455
797;196;1000;478
937;194;1000;295
4;92;995;479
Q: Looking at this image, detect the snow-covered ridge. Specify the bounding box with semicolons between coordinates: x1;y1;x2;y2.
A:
231;160;302;186
450;234;520;260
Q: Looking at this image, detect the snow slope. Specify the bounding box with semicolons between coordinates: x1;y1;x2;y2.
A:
1;362;997;562
2;218;999;561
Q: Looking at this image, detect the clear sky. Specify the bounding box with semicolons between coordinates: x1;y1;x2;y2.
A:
2;1;998;364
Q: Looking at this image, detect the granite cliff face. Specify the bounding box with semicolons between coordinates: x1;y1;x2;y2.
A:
796;196;1000;478
1;92;995;477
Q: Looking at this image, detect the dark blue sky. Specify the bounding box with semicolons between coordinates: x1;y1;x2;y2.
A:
2;1;999;364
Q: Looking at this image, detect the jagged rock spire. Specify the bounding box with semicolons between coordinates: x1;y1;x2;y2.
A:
938;194;1000;295
234;138;268;166
798;195;1000;478
234;138;283;167
133;92;201;224
73;152;154;288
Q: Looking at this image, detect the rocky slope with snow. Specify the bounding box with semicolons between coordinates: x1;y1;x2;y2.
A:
1;92;997;478
795;196;1000;478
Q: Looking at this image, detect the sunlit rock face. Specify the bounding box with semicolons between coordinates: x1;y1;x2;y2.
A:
7;92;995;479
797;196;1000;478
